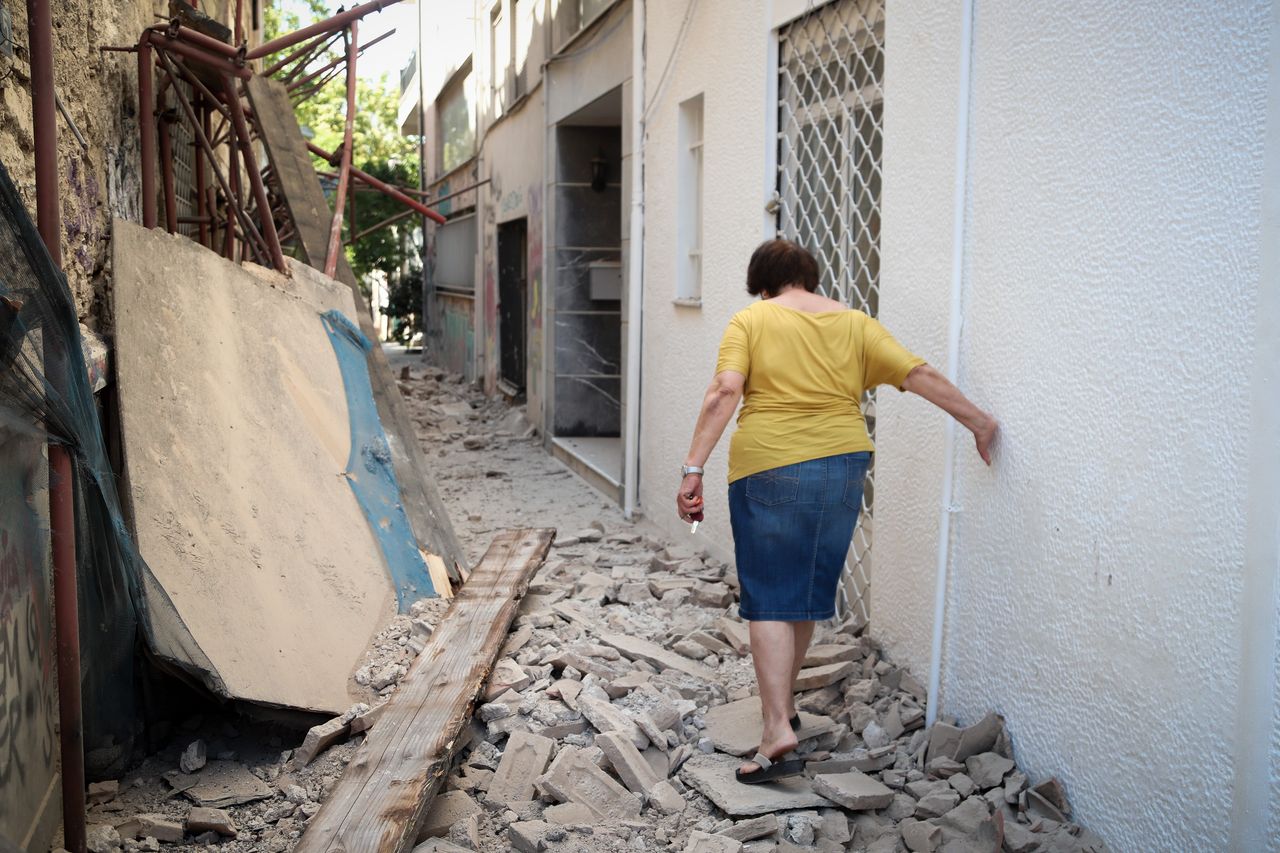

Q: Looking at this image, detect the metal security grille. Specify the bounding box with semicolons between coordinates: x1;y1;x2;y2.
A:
776;0;884;628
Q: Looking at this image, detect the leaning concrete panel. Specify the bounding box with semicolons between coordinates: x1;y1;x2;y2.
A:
247;75;466;579
112;220;394;712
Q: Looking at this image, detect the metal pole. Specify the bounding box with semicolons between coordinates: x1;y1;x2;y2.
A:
324;24;358;278
224;76;287;271
284;28;394;93
346;207;414;245
245;0;402;61
265;29;338;78
144;30;252;79
234;0;245;46
309;142;447;224
138;39;157;228
195;95;209;246
157;81;178;233
27;2;87;851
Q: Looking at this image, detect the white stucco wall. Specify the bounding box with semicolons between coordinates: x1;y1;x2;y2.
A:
637;0;770;559
874;1;1273;850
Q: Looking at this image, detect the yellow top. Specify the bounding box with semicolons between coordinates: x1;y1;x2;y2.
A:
715;301;926;483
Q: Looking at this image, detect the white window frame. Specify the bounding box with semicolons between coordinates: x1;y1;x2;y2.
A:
675;94;704;305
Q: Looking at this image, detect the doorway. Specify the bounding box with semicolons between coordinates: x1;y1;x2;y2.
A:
497;218;528;395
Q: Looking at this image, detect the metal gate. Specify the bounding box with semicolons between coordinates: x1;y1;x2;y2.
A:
776;0;884;628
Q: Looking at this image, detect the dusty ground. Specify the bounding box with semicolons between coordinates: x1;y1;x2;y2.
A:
75;346;1106;853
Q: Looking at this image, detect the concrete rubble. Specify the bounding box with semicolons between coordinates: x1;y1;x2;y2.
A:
71;361;1109;853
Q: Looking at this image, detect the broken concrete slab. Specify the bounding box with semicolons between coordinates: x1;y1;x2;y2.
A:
899;819;941;852
596;731;663;795
717;618;751;655
803;645;860;667
679;754;834;816
794;661;855;691
647;779;687;814
296;716;351;765
162;761;274;808
810;771;894;811
509;820;553;853
684;830;743;853
418;791;480;839
113;221;405;712
579;695;649;750
703;697;836;756
185;807;236;837
536;746;642;820
964;752;1014;790
719;815;778;843
487;732;555;804
597;633;718;682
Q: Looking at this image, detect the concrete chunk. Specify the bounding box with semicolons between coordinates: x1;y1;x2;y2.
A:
536;745;642;820
596;731;663;794
509;820;552;853
579;695;649;750
716;618;751;655
810;771;894;811
899;819;941;852
680;754;831;816
704;696;836;756
964;752;1014;790
684;830;743;853
803;644;860;667
597;632;718;681
543;802;595;825
418;790;480;839
718;815;778;842
136;815;184;843
487;731;554;804
296;715;350;765
185;807;236;837
646;778;687;814
794;661;855;691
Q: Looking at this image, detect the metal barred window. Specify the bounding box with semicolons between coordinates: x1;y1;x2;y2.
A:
776;0;884;628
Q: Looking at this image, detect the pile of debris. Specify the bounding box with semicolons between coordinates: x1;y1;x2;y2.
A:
401;529;1108;853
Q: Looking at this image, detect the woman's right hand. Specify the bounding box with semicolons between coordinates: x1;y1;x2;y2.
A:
676;474;705;524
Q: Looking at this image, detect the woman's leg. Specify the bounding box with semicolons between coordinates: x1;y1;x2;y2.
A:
787;621;816;717
742;620;800;772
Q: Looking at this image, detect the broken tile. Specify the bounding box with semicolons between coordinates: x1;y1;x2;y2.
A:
679;754;831;816
810;771;894;811
488;732;555;804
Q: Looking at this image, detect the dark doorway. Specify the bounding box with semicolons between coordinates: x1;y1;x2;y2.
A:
497;218;528;394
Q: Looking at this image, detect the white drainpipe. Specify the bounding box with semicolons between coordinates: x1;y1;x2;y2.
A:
623;0;646;519
925;0;977;730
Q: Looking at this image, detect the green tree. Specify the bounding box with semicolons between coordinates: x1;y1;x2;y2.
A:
265;1;422;341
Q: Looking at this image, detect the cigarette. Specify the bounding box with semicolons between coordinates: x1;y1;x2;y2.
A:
690;521;700;534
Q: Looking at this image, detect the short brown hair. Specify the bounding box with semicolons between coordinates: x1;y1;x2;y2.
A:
746;239;819;297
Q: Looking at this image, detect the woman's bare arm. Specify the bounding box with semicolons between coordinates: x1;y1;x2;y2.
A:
683;370;746;467
901;364;998;464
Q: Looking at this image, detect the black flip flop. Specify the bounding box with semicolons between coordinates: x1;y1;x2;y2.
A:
790;714;801;731
735;751;806;785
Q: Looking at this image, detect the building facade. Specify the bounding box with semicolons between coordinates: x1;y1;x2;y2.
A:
405;2;1280;849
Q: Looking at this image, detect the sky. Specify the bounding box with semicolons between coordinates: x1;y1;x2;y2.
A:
273;0;419;85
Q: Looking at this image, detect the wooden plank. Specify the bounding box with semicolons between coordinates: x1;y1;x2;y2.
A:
246;76;468;582
296;528;556;853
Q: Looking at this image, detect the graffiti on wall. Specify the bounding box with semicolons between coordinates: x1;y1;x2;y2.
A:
0;427;58;842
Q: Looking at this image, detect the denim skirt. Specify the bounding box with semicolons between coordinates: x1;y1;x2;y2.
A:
727;452;871;621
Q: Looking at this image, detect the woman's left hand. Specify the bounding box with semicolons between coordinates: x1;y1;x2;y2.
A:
676;474;705;524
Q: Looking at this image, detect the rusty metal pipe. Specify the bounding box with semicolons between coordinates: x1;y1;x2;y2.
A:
144;30;251;79
235;0;244;46
195;97;209;246
138;39;157;228
284;28;394;93
27;3;87;852
157;22;243;61
346;207;414;245
264;29;337;77
324;23;359;278
245;0;401;60
156;50;267;263
224;76;287;271
157;85;178;233
309;142;448;224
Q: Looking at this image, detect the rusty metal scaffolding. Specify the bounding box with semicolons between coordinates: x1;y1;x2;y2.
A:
110;0;445;282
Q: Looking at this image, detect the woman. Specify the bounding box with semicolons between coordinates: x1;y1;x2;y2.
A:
676;239;997;784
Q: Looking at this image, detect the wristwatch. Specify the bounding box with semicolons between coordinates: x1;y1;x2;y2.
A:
681;465;704;477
